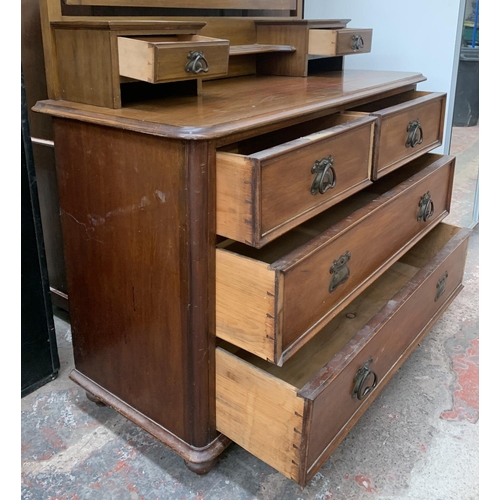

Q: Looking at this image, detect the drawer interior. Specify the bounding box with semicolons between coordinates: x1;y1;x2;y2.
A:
350;90;433;113
218;112;364;156
217;153;443;265
219;222;461;389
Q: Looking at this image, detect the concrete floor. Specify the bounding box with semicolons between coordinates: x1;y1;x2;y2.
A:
21;127;479;500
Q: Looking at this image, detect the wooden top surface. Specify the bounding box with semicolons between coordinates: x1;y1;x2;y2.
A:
33;70;425;140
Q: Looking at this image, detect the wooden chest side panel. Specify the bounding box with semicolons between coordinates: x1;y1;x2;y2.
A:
216;249;276;361
216;348;304;481
54;29;121;108
53;119;189;439
216;152;256;245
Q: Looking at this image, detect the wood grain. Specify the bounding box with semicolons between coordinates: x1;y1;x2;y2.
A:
216;154;454;365
303;226;470;481
54;28;121;108
216;223;470;485
117;35;229;83
351;90;447;178
216;348;304;482
64;0;297;9
34;70;426;140
216;113;375;247
308;29;373;56
256;24;309;76
50;20;207;31
52;119;216;447
229;44;296;56
216;152;255;246
278;155;454;362
216;249;276;361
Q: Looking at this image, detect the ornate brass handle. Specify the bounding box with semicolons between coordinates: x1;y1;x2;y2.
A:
351;34;365;51
353;357;378;401
329;251;351;293
417;192;434;222
185;51;210;74
311;156;336;195
406;119;424;148
435;271;448;302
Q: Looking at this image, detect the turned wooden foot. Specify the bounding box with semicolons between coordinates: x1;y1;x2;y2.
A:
86;391;106;407
184;457;218;475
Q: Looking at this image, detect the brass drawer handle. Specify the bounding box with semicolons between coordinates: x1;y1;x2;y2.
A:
417;191;434;222
311;155;336;195
435;271;449;301
351;34;365;51
353;357;378;401
406;119;424;148
185;51;210;74
329;251;351;293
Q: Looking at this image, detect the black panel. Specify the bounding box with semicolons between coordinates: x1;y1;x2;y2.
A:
21;69;60;397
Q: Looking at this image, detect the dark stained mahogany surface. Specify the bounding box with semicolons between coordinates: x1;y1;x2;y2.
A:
34;70;425;140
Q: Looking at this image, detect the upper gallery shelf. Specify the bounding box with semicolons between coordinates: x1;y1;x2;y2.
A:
63;0;297;10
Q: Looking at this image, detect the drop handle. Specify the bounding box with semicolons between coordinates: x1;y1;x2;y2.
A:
311;155;336;195
435;271;448;302
406;119;424;148
417;191;435;222
352;357;378;401
185;51;210;74
351;34;365;51
329;251;351;293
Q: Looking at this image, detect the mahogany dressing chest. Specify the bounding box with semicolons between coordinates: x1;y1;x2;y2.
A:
34;0;470;486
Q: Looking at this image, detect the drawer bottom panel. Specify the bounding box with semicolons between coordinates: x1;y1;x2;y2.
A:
216;223;471;486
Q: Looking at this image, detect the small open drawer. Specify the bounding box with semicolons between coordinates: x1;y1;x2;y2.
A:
216;223;471;486
309;28;373;56
117;35;229;83
216;154;454;365
350;90;447;179
217;113;376;247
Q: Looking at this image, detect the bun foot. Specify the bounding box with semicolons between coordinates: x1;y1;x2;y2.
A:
86;391;106;407
184;457;218;475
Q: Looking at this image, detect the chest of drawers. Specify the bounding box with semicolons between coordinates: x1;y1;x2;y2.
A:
34;2;470;487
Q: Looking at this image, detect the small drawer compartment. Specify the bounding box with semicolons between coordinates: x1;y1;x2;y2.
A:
350;90;446;179
216;154;455;365
308;28;373;56
117;35;229;83
216;223;471;486
217;113;376;247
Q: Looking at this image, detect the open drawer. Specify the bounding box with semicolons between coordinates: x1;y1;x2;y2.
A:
216;154;454;365
117;35;229;83
216;223;471;486
350;90;447;179
309;28;373;56
217;113;376;247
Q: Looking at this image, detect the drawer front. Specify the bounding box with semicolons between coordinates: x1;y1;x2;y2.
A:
373;92;446;178
309;28;373;56
216;225;471;487
303;227;470;481
216;155;455;365
155;41;229;82
279;155;454;360
261;117;374;238
217;115;375;247
118;35;229;83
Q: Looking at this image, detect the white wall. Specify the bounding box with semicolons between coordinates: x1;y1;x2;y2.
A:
305;0;466;154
